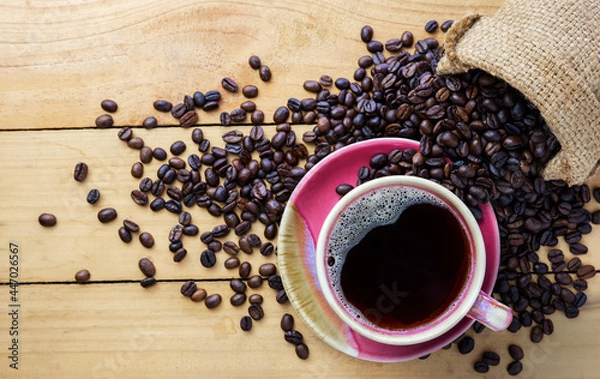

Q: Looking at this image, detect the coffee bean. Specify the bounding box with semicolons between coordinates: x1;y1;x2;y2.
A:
173;248;187;262
230;279;247;294
247;294;262;306
130;189;148;206
118;127;132;141
123;219;139;233
73;162;89;182
153;100;173;112
139;146;153;163
200;250;217;268
205;294;222;309
248;55;261;70
424;20;439;33
440;19;454;32
38;213;57;227
259;242;274;256
295;343;309;360
127;137;144;150
212;224;230;238
247;275;263;289
276;289;288;304
248;304;264;320
139;232;154;248
592;210;600;224
74;269;91;283
384;38;402;52
179;110;198;127
142;116;157;129
576;264;596;279
140;277;157;288
482;351;500;366
360;25;373;43
118;227;132;243
281;313;294;332
191;288;207;302
508;345;524;361
530;325;543;343
138;258;156;277
150;198;165;211
95;114;114;128
100;99;118;113
240;315;253;331
268;275;283;290
222;77;239;93
169;225;183;242
401;31;414;47
259;263;276;277
273;106;290;123
458;336;474;354
284;330;303;345
505;360;523;376
224;257;240;269
230;293;247;306
259;65;271;82
242;85;258;98
238;261;252;278
180;281;197;297
473;361;489;374
97;208;117;223
131;162;144;178
570;243;588;255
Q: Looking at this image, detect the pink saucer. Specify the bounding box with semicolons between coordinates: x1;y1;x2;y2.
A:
277;138;500;362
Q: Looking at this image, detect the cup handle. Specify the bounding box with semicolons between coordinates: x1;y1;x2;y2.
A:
466;291;514;332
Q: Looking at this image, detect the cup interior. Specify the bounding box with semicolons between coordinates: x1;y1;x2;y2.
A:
316;176;486;346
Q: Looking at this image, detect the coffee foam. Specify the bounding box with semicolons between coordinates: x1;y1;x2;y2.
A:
326;185;450;330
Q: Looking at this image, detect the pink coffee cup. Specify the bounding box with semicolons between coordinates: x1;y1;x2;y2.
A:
316;175;513;346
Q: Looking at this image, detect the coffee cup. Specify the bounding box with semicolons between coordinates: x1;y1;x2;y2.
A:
315;175;513;346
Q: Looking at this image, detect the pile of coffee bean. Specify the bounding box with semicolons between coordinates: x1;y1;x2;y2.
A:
40;20;599;373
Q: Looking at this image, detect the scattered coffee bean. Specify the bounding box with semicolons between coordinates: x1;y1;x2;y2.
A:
74;269;91;283
230;293;247;306
473;361;489;374
38;213;57;227
482;351;500;366
118;226;132;243
191;288;207;302
123;219;139;233
530;325;543;343
284;330;303;345
205;294;222;309
153;100;173;112
230;279;247;294
247;275;263;289
224;257;240;269
242;85;258;98
508;344;524;361
259;263;276;277
248;294;263;305
458;336;474;354
440;19;454;32
139;232;154;248
424;20;439;33
101;99;118;113
97;208;117;223
295;343;309;360
95;114;114;128
180;281;197;297
507;361;523;376
131;162;144;178
138;258;156;277
200;250;217;268
73;162;89;182
281;313;294;332
240;315;253;331
248;55;261;70
140;277;157;288
259;65;271;82
248;304;264;320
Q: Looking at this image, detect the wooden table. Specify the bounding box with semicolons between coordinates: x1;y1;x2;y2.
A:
1;1;599;377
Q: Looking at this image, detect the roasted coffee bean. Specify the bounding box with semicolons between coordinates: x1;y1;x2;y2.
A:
200;249;217;267
248;304;264;320
38;213;57;227
150;198;165;211
440;19;454;32
191;288;207;302
140;277;157;288
281;313;294;332
139;146;153;163
576;264;596;279
180;281;197;297
295;343;309;360
247;275;263;289
336;184;354;196
473;361;489;374
482;351;500;366
212;224;230;238
169;225;183;242
153;100;172;112
205;294;222;309
86;189;100;204
238;261;252;278
555;272;572;285
130;189;148;206
424;20;439;33
268;275;283;290
259;65;272;82
139;232;154;248
131;162;144;178
248;294;263;305
230;279;247;294
123;219;139;233
504;360;523;377
276;289;288;304
303;80;322;93
259;263;276;277
73;162;89;182
570;243;588;255
74;269;91;283
242;85;259;98
173;248;187;262
207;240;222;252
248;55;261;69
95;114;114;128
384;38;402;52
118;127;132;141
259;242;274;256
118;226;132;243
97;208;117;223
229;293;247;307
222;77;239;92
127;137;144;149
592;210;600;224
240;315;253;331
360;25;373;43
530;325;543;343
508;345;524;361
101;99;118;112
273;106;290;123
142;116;157;129
458;336;474;354
284;330;303;345
400;30;414;47
138;258;156;277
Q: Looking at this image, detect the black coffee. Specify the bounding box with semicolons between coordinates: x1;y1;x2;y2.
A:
336;201;470;330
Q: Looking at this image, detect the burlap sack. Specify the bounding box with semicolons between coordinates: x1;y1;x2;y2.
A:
437;0;600;185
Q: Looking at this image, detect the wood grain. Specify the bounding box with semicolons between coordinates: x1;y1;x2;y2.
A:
0;0;504;130
1;0;600;378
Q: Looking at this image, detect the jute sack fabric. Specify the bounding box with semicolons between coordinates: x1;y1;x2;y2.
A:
437;0;600;185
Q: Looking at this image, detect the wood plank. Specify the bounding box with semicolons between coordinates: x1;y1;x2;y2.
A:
0;281;597;378
2;128;600;282
0;0;504;130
